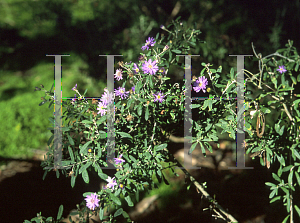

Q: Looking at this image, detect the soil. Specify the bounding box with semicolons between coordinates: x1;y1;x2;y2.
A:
0;144;288;223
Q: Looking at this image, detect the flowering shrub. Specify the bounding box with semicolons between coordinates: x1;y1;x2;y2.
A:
30;17;300;223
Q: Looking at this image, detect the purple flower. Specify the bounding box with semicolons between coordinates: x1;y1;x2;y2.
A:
158;67;166;75
101;89;114;106
138;55;145;62
85;193;100;210
114;154;125;165
141;37;156;51
142;59;159;75
193;76;208;93
131;86;135;92
160;25;165;29
72;84;77;91
119;184;125;190
106;176;117;189
153;91;165;103
114;69;123;81
277;65;287;74
97;102;107;116
115;87;129;100
132;63;140;74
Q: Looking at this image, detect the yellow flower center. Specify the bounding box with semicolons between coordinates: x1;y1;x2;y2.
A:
148;65;153;69
198;82;202;87
136;68;139;72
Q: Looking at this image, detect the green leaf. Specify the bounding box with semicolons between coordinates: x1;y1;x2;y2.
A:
67;133;74;146
137;104;142;116
291;76;297;85
288;171;293;187
47;134;54;146
110;193;121;205
82;169;89;184
204;142;213;153
79;141;92;154
117;132;133;139
199;142;206;156
188;142;198;155
81;120;93;124
129;155;137;163
57;205;63;220
272;173;281;183
68;146;75;162
125;195;134;206
171;49;181;54
282;215;289;223
71;175;76;188
154;143;167;151
270;196;281;203
295;172;300;189
145;106;149;121
265;182;276;187
97;115;107;125
295;205;300;218
191;104;201;109
99;207;104;220
269;189;276;198
79;162;91;174
114;208;123;218
98;172;108;181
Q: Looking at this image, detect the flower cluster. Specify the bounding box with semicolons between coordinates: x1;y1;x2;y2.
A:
141;37;156;51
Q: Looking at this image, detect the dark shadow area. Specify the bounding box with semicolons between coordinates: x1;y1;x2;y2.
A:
0;160;103;223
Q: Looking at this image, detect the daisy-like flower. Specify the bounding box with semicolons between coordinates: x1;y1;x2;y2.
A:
193;76;208;93
85;193;100;210
97;101;107;116
106;176;117;189
114;69;123;81
101;89;114;106
115;87;129;100
277;65;287;74
142;59;159;75
113;154;125;165
72;84;77;91
153;91;165;103
132;63;140;74
141;37;156;51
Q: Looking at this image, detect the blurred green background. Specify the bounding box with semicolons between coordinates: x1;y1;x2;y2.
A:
0;0;299;158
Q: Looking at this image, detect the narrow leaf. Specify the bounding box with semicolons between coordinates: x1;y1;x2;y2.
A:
82;169;89;184
57;205;63;220
114;208;123;218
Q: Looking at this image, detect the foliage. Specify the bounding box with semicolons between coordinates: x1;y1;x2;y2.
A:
28;15;300;223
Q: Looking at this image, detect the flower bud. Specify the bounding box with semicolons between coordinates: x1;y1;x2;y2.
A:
34;87;41;91
40;84;44;88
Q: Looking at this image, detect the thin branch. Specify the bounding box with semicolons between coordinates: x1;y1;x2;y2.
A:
174;157;238;223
